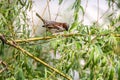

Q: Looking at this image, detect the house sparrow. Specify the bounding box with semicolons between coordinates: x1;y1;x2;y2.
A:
36;13;69;33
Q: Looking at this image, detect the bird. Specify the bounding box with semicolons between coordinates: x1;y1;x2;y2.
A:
36;13;69;33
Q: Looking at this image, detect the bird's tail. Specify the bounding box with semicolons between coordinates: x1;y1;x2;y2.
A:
36;13;46;24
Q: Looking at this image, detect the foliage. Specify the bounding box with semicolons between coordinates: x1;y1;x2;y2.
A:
0;0;120;80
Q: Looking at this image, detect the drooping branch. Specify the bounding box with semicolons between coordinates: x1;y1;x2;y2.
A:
0;34;72;80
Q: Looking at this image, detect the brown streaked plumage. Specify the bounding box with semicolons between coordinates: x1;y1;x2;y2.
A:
36;13;69;33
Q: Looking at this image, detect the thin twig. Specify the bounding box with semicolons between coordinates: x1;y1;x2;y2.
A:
14;33;85;43
36;0;48;33
0;67;7;73
0;60;8;73
96;0;99;24
31;9;35;36
47;0;51;20
94;3;113;24
42;1;48;16
81;0;88;23
55;5;61;21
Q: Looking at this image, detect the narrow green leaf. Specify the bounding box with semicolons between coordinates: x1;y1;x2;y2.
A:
19;0;25;6
59;0;63;5
84;47;95;69
118;64;120;80
69;22;78;31
101;56;106;67
0;43;4;56
0;13;7;24
88;36;91;43
66;62;73;73
76;42;82;49
15;68;25;80
108;68;114;80
108;0;111;7
74;12;78;21
79;5;84;15
90;69;94;80
89;48;95;61
45;67;47;78
83;60;90;69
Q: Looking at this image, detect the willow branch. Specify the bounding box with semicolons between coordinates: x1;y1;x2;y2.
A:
0;68;7;73
0;60;8;73
15;33;85;43
14;33;120;43
0;34;72;80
